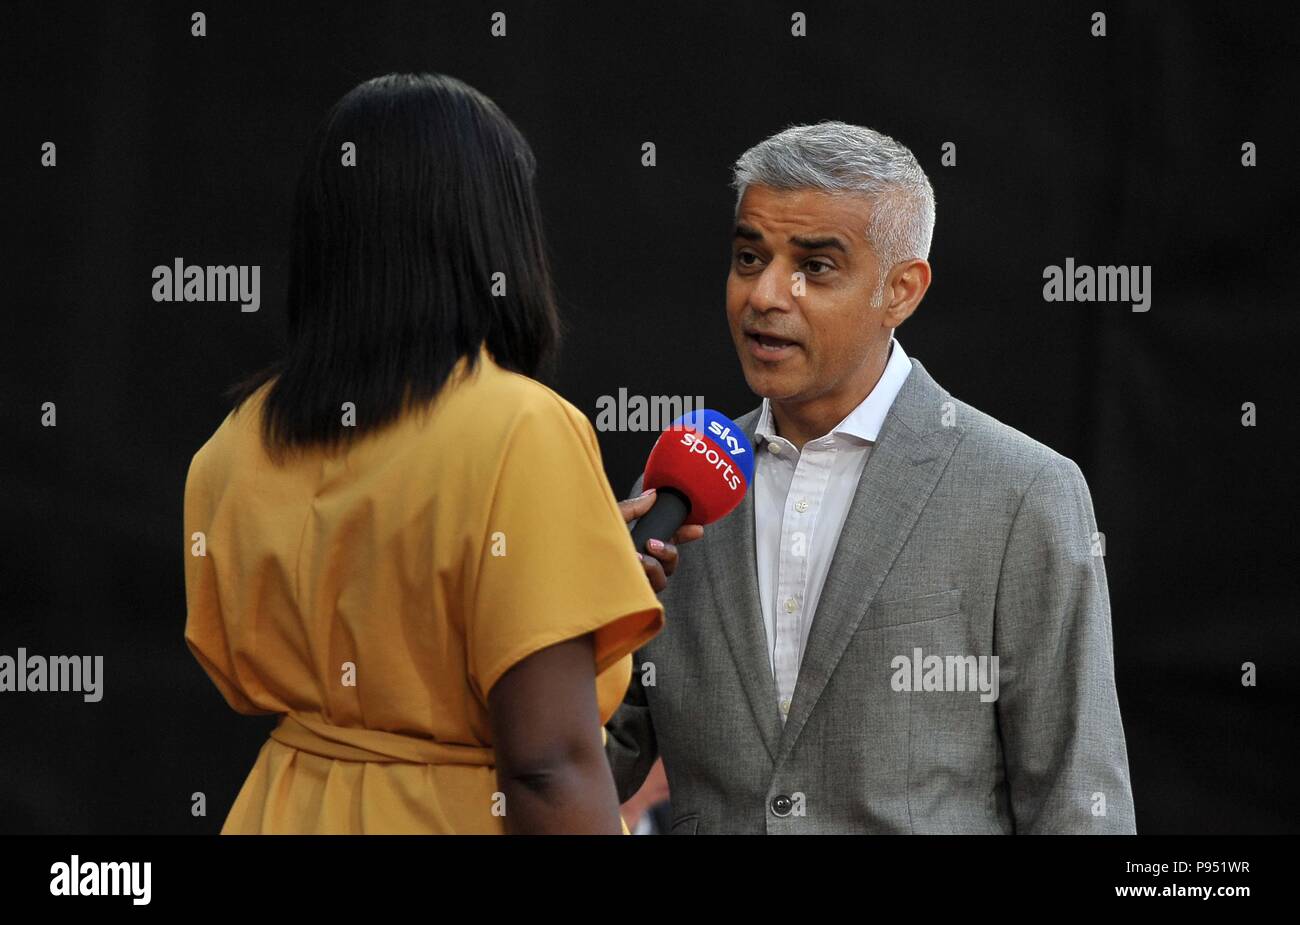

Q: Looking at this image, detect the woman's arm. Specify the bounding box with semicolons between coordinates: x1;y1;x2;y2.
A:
487;633;623;834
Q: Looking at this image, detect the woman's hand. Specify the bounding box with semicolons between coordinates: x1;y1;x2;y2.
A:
618;488;705;593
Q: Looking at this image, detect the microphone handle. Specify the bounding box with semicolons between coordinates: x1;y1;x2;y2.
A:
629;487;691;553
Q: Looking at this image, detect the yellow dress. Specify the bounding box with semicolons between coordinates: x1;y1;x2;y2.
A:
183;346;664;833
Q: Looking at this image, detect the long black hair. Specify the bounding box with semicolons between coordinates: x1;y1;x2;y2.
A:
228;72;560;455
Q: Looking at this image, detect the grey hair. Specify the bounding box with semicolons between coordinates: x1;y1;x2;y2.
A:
731;121;936;277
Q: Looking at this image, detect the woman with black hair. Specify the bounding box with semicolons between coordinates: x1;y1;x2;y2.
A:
183;73;688;834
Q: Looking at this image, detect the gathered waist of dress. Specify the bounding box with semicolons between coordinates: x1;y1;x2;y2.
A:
269;712;495;766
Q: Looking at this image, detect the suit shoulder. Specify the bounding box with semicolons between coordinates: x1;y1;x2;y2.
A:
945;396;1082;491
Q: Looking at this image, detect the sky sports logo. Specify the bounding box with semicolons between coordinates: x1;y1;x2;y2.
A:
679;429;745;491
642;409;755;528
704;420;748;457
674;413;754;493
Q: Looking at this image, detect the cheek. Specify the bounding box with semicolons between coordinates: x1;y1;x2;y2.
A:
725;271;741;300
802;307;860;366
725;280;746;327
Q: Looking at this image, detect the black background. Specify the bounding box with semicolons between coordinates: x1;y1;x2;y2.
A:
3;0;1297;834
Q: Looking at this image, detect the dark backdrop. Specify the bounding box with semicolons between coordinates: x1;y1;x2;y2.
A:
3;0;1297;834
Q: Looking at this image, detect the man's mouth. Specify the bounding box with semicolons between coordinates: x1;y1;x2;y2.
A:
745;331;800;359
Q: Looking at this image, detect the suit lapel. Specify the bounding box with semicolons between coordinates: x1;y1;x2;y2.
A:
774;358;963;765
703;407;782;760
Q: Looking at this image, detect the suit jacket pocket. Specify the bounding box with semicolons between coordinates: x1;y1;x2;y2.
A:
669;813;699;835
866;588;962;627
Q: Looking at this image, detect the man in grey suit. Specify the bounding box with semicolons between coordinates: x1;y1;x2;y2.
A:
609;121;1135;834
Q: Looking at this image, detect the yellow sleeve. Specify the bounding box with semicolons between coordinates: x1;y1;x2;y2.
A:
467;392;665;703
182;448;271;716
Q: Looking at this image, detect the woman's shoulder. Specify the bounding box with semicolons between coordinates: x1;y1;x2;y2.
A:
437;350;594;444
185;380;279;485
189;355;597;479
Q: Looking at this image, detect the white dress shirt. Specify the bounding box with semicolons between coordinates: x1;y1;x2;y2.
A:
753;337;913;722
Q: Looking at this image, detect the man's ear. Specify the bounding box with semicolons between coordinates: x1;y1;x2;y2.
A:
883;258;932;328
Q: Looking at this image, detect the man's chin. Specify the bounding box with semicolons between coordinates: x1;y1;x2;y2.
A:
740;368;805;404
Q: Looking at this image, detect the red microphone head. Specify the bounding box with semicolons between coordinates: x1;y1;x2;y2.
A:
642;410;755;525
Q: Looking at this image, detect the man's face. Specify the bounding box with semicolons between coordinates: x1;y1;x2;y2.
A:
726;184;892;406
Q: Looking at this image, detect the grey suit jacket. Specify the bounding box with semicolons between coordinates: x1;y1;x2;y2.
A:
606;357;1135;833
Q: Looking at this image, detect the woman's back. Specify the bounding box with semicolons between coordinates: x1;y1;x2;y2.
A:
184;347;662;833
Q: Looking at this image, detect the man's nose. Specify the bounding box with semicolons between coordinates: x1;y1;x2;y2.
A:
749;258;797;313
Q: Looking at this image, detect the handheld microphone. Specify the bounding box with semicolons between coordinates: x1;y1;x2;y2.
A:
630;409;755;553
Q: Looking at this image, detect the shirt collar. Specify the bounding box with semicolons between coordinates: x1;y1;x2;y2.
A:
754;337;912;446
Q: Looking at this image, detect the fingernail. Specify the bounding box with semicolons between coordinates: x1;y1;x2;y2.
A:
639;487;656;498
647;539;664;553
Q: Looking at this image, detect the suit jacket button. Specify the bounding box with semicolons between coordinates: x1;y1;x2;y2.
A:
770;795;793;817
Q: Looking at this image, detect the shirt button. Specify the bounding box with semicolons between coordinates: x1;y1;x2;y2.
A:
784;597;797;613
780;699;791;715
770;795;793;817
767;442;782;455
794;499;809;513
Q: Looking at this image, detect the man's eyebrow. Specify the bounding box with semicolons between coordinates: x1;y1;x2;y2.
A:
790;234;847;253
733;223;763;242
